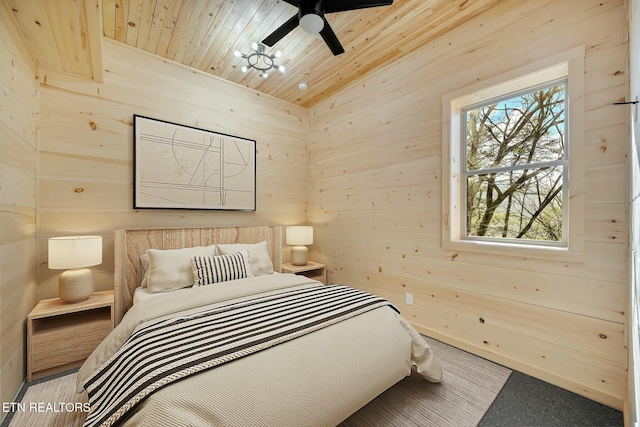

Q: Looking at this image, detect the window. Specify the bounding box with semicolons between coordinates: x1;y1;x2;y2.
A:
462;80;568;246
442;46;585;260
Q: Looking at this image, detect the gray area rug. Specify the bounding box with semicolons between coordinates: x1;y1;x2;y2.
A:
341;337;511;427
5;336;510;427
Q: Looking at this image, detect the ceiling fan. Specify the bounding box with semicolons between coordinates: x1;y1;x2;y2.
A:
262;0;394;56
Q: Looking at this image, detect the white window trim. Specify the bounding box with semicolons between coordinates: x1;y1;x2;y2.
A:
441;46;585;262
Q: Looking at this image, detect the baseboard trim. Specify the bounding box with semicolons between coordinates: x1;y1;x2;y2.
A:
414;325;623;411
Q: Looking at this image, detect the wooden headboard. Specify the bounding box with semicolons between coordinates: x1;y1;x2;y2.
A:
113;226;283;326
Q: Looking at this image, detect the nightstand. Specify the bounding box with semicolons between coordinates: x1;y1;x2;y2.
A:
282;261;327;284
27;290;114;381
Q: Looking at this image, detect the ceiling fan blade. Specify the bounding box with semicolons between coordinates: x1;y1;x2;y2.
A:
319;19;345;56
262;14;299;47
324;0;393;14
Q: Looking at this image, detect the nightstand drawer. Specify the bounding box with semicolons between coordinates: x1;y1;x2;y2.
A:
27;290;114;381
300;271;326;283
282;261;327;285
30;309;111;375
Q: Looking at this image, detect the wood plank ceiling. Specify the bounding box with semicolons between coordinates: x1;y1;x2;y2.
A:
102;0;500;107
5;0;103;81
6;0;501;108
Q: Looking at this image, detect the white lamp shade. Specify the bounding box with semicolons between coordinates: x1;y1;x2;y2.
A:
48;236;102;269
286;226;313;246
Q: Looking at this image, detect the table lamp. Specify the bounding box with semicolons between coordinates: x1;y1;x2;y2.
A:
48;236;102;303
286;226;313;266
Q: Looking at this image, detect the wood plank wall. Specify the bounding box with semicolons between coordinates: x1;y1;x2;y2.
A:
36;39;309;299
627;0;639;422
308;0;629;409
0;2;38;420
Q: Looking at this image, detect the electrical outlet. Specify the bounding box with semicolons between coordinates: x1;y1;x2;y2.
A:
405;293;413;305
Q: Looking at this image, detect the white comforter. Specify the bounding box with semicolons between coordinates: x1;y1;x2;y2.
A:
78;274;442;426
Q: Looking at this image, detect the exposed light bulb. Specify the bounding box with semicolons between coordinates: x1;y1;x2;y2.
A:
275;50;282;58
278;65;285;73
241;65;248;73
251;42;259;51
261;72;269;78
234;50;242;58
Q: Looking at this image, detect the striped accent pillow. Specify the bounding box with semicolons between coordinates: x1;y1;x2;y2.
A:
191;250;253;286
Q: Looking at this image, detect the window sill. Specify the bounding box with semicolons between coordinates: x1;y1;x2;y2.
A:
442;239;585;263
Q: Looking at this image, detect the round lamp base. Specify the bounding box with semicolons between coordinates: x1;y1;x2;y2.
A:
291;246;309;266
59;268;94;303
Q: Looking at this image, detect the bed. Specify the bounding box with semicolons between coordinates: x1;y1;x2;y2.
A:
76;226;442;427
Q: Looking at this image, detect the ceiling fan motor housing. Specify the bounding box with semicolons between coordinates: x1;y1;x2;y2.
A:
262;0;393;55
300;0;324;18
299;0;325;33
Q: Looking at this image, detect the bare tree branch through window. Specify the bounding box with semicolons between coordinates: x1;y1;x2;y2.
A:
462;81;567;243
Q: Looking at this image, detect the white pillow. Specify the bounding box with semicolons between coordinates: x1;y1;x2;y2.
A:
191;250;252;287
147;245;218;293
217;241;273;276
140;253;150;288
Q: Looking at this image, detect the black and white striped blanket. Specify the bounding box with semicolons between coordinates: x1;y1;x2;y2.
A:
82;284;398;427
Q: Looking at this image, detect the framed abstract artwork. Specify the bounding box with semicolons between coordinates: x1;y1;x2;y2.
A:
133;115;256;210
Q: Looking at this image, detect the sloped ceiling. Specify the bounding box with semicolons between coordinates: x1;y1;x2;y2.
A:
6;0;501;108
5;0;103;81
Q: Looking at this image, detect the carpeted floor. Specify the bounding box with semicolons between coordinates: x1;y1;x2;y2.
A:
3;336;511;427
479;370;623;427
